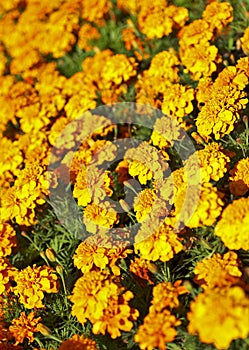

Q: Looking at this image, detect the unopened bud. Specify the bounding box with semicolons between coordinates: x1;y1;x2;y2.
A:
36;323;52;336
45;248;56;262
243;115;248;124
119;199;131;212
56;265;63;274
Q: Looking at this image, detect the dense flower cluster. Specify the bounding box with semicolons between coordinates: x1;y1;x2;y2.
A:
0;0;249;349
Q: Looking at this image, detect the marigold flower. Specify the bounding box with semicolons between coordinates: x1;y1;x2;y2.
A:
134;218;183;262
73;167;113;207
0;223;17;257
13;265;59;309
58;334;98;350
91;291;139;338
133;189;156;222
161;84;195;122
78;23;100;51
185;142;230;183
9;311;41;344
180;42;220;80
176;182;223;228
73;233;132;275
150;280;189;312
130;258;155;284
229;157;249;196
125;141;169;185
194;251;242;290
80;0;112;23
83;202;119;235
215;197;249;250
202;1;233;33
0;258;17;295
135;309;181;350
69;270;119;325
178;19;213;49
241;26;249;54
188;286;249;349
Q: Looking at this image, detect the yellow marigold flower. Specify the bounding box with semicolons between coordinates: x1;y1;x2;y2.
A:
92;291;139;338
79;0;112;23
134;219;183;262
150;115;181;151
100;54;137;88
176;182;223;228
241;27;249;54
83;202;119;235
58;334;98;350
138;1;188;39
185;142;230;183
69;271;119;325
151;280;189;312
125;141;169;185
135;309;181;350
0;137;23;181
134;189;157;223
148;50;180;88
187;286;249;349
196;86;248;141
13;265;59;309
73;233;132;275
194;251;242;290
178;19;213;49
202;1;233;33
0;258;17;295
180;42;220;80
73;167;113;207
229;157;249;196
161;83;195;122
9;311;41;344
196;77;214;106
78;23;100;51
0;223;17;257
215;197;249;250
116;0;142;14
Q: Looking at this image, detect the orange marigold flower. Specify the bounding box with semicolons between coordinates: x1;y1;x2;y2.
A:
0;258;17;295
135;308;181;350
13;265;59;309
78;23;100;51
202;1;233;33
130;258;156;284
83;202;119;235
73;233;132;275
229;157;249;196
161;83;195;122
187;286;249;349
69;270;119;325
134;188;156;223
134;218;183;262
92;290;139;338
58;334;98;350
0;223;17;257
194;251;242;290
151;280;189;313
9;311;41;344
215;197;249;250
